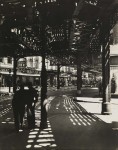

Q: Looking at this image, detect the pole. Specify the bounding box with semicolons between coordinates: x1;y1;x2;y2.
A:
57;64;60;89
13;56;17;93
9;69;11;93
101;18;111;114
40;53;47;129
77;56;82;96
40;15;48;129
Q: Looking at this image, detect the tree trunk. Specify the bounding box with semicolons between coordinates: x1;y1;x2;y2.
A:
101;18;111;114
40;54;48;129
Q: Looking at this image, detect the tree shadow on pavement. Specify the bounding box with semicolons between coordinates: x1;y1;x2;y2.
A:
0;94;118;150
0;106;57;150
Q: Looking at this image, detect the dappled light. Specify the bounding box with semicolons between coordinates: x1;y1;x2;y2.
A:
26;120;57;149
0;0;118;149
0;90;118;150
0;105;12;117
63;96;102;127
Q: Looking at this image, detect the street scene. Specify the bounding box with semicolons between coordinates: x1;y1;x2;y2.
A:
0;0;118;150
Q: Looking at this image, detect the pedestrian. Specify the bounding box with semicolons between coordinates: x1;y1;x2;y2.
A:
111;77;116;93
12;84;25;132
98;80;102;96
26;82;38;129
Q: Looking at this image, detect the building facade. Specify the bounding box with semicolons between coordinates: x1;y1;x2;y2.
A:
0;56;75;87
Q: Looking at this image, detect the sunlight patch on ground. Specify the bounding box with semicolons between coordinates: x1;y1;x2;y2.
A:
0;106;12;117
64;96;102;126
76;97;102;102
26;120;57;149
75;96;118;124
78;101;118;123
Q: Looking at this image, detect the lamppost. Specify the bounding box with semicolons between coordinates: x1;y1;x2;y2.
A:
8;69;11;93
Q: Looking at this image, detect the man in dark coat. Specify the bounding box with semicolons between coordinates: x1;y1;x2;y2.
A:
12;84;25;132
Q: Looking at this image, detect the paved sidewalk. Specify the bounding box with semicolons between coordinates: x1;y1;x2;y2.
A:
74;88;118;127
48;94;118;150
0;88;118;150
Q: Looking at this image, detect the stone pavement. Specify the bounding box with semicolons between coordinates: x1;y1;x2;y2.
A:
74;88;118;128
0;87;118;150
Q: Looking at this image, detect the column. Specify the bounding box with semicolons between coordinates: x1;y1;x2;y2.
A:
101;18;111;114
13;56;18;93
40;20;48;129
40;53;47;129
77;56;82;96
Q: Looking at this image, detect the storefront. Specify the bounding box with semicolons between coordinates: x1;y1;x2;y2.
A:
0;68;41;87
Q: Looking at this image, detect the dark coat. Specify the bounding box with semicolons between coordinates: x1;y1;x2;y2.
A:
25;87;38;105
12;89;26;111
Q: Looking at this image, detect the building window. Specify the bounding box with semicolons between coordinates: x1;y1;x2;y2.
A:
0;57;2;62
8;57;12;64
